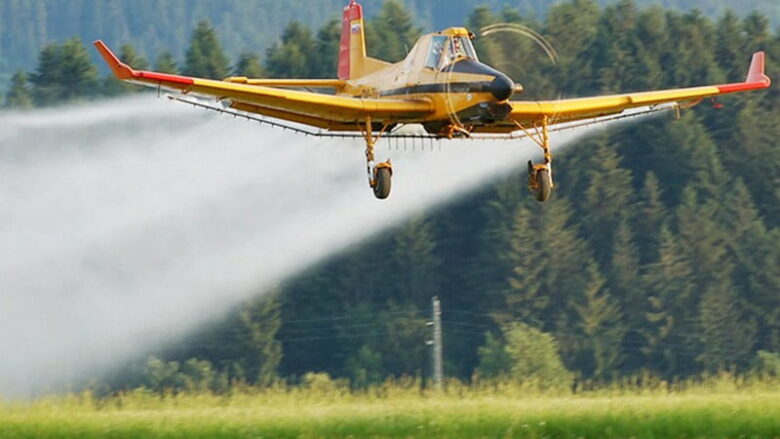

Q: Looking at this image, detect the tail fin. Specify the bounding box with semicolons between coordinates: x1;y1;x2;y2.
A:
746;51;771;86
338;0;367;80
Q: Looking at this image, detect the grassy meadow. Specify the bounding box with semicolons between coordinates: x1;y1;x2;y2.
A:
2;376;780;439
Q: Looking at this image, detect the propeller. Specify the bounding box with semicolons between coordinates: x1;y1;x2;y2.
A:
438;22;562;134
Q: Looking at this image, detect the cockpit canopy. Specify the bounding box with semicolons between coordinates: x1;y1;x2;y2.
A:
403;29;479;73
425;35;478;69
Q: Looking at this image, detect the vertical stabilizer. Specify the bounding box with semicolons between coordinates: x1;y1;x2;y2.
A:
338;0;367;80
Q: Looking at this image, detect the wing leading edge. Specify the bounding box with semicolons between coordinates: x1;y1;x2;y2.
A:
94;41;432;127
510;52;771;126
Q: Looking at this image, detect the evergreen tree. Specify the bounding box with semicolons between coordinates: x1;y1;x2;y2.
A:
467;7;501;67
183;20;231;79
732;99;780;226
545;0;601;94
671;186;738;373
641;226;694;376
312;20;341;78
686;136;731;205
582;135;634;265
675;187;730;290
345;345;383;388
575;261;625;378
239;294;283;386
621;114;714;206
155;51;178;74
545;0;600;59
277;265;351;377
664;10;725;86
366;0;420;62
697;273;757;371
715;11;747;81
743;11;771;52
233;52;264;78
636;172;665;254
475;332;513;378
502;322;574;389
586;1;663;92
391;216;440;305
503;206;547;326
335;244;394;305
119;43;149;70
727;180;780;352
29;38;99;106
351;302;428;378
265;21;317;78
609;221;641;328
503;198;592;365
468;173;526;313
5;71;33;109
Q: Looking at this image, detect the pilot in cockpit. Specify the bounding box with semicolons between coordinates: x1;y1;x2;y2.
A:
426;36;446;69
427;35;477;69
449;36;477;64
450;38;462;62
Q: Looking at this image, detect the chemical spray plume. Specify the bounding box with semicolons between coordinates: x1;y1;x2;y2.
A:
0;95;600;397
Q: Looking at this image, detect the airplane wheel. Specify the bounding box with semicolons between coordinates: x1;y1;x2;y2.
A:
534;168;552;202
373;167;392;199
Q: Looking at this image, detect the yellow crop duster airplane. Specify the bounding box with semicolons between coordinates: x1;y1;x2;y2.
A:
95;0;770;201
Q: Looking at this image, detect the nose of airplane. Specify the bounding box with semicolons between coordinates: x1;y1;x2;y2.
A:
489;74;514;101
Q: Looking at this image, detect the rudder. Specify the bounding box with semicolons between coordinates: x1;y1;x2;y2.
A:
338;0;367;80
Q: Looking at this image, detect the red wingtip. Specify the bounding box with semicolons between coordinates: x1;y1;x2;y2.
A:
93;40;136;80
746;51;771;87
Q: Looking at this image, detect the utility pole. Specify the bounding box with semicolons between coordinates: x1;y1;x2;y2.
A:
427;296;443;391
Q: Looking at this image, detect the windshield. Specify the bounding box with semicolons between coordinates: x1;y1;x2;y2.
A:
425;36;448;69
448;36;477;62
426;35;478;70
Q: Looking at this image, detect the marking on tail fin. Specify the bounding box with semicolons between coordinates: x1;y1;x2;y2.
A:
338;0;365;80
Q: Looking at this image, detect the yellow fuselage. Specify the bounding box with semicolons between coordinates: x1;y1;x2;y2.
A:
339;28;517;133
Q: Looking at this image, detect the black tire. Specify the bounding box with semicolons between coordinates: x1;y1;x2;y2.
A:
373;167;392;199
535;168;552;202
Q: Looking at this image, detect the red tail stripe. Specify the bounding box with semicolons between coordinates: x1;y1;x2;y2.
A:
338;1;363;80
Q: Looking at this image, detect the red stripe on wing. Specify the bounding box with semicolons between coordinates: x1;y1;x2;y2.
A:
137;71;195;86
718;82;768;93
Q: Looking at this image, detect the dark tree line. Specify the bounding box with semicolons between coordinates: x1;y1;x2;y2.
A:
262;0;780;385
0;0;777;86
4;0;780;391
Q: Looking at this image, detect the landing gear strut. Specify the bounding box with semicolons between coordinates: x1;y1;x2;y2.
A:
359;118;393;200
517;116;554;202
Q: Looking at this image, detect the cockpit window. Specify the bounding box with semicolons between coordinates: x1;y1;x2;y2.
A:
449;36;478;62
426;35;478;70
425;36;448;69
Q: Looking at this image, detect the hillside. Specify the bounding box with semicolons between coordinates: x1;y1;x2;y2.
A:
67;1;776;389
2;0;779;391
1;0;778;85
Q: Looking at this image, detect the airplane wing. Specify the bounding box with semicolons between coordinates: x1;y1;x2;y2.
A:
94;41;432;129
509;52;771;126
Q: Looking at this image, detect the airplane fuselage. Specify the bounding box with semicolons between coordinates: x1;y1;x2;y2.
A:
339;28;519;135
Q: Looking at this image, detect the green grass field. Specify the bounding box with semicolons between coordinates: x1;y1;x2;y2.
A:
3;378;780;438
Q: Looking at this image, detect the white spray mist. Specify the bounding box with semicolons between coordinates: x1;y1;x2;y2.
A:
0;95;602;397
